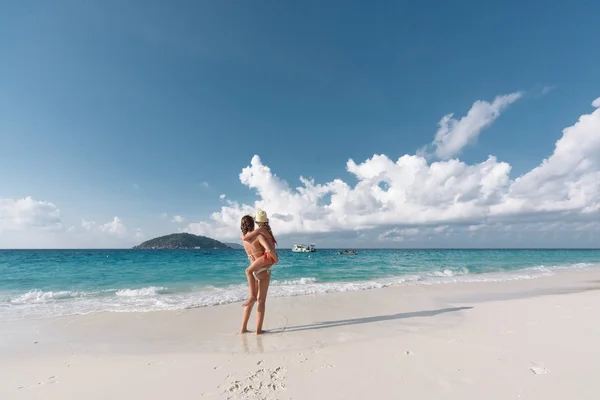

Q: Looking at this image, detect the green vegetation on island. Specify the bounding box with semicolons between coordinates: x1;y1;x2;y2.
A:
133;233;233;250
223;242;244;250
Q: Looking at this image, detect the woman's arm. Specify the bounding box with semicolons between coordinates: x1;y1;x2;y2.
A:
241;226;267;242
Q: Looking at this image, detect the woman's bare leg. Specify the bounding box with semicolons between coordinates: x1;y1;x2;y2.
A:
242;272;257;307
256;271;271;335
240;278;259;333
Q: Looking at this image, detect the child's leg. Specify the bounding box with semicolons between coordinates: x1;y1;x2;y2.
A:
242;256;271;307
246;256;272;274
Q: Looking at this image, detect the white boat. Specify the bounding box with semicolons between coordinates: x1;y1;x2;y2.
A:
292;244;316;253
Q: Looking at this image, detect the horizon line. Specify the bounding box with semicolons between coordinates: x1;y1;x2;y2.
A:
1;248;600;251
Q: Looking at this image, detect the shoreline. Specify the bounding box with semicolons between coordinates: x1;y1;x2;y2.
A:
3;262;599;321
2;269;600;399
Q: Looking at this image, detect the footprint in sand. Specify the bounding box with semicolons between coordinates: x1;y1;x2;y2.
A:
405;351;414;355
530;362;549;375
311;364;335;372
147;361;163;366
530;366;549;375
312;341;325;354
296;352;308;363
19;376;59;389
41;376;58;385
257;360;264;366
222;366;287;398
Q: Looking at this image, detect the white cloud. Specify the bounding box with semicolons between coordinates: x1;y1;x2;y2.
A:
184;153;513;239
134;228;145;240
172;215;184;223
99;217;127;236
376;219;600;246
497;97;600;216
160;213;168;219
0;198;145;248
184;221;213;236
541;85;556;95
0;197;63;231
80;217;130;238
81;219;96;230
426;92;522;159
467;224;485;232
201;182;210;188
184;96;600;242
378;225;453;242
4;95;598;249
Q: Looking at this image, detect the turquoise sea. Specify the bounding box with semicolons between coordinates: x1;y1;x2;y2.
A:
1;249;599;320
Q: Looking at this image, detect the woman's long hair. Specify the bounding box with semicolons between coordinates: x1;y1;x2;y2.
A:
241;215;255;235
257;221;276;245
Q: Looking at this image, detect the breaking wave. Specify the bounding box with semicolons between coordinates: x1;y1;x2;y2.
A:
0;262;597;320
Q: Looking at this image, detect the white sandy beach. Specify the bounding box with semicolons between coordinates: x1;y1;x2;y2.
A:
2;269;600;399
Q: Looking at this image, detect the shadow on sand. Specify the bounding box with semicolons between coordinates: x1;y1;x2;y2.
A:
281;307;473;333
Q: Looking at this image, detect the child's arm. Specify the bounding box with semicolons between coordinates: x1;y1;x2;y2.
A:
241;226;267;242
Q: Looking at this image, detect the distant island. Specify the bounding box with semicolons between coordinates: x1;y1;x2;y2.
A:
223;242;244;250
133;233;235;250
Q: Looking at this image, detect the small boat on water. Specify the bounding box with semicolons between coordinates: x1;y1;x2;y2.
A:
292;244;316;253
338;249;357;255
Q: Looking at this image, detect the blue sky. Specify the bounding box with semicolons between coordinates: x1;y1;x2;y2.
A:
1;0;599;248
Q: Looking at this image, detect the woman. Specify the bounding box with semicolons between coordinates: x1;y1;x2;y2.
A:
239;215;272;334
241;210;279;308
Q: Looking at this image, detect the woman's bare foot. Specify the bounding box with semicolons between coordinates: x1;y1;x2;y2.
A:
256;329;266;335
242;297;257;307
240;329;250;334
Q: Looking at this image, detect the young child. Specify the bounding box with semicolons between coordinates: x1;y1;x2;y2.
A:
241;210;279;307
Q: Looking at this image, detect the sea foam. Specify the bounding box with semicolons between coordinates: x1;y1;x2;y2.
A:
115;286;168;297
0;262;597;320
